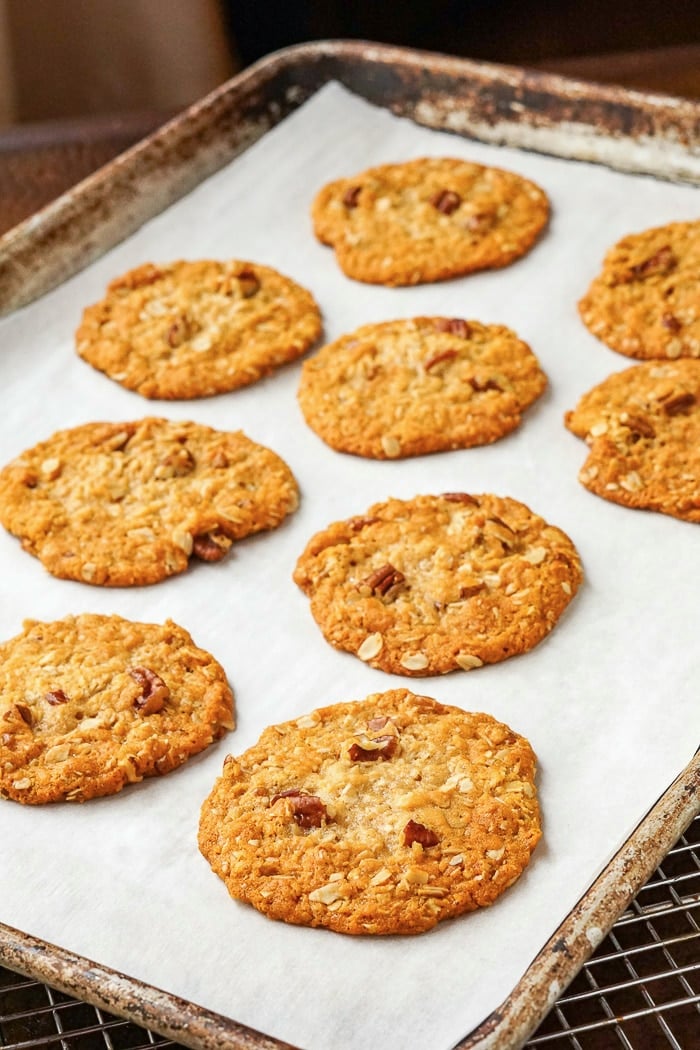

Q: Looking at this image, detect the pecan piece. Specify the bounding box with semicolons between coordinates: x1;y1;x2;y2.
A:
348;735;398;762
236;268;260;298
433;318;471;339
622;414;656;439
425;349;458;372
363;563;406;597
13;703;33;727
342;185;361;208
469;375;502;393
661;312;682;333
166;316;195;349
403;820;439;848
349;515;380;532
662;392;696;416
270;789;328;828
442;493;479;506
459;583;485;599
44;689;69;706
430;189;461;215
628;245;677;280
129;667;169;714
192;530;233;562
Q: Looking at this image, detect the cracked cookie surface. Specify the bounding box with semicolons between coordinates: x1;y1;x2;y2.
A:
297;316;547;458
76;259;322;399
0;613;234;804
565;359;700;522
293;493;582;675
0;417;299;586
198;688;541;934
578;220;700;360
311;157;550;286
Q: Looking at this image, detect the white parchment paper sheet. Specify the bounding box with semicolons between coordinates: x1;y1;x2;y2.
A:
1;83;699;1050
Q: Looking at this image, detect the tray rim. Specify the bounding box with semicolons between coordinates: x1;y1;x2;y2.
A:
2;752;698;1050
1;38;699;1050
0;38;698;317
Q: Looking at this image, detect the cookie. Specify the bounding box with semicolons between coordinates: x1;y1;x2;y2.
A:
76;259;322;399
297;316;547;458
0;613;234;804
565;359;700;522
311;157;549;286
578;220;700;360
198;688;541;934
293;493;582;675
0;417;299;586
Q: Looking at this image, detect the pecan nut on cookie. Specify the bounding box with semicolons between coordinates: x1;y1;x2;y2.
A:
0;614;234;804
578;220;700;361
0;417;299;586
76;259;322;399
293;493;582;675
198;689;541;934
311;157;549;286
565;359;700;522
297;316;547;458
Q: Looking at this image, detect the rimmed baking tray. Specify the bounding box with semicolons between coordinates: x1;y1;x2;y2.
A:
0;39;698;1050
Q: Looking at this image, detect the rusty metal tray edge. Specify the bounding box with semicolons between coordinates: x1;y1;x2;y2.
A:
1;39;699;318
2;753;698;1050
0;38;699;1049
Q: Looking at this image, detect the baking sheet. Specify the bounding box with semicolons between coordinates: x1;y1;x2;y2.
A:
0;82;698;1050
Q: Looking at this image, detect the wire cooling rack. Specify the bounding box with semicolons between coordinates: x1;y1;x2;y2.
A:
2;813;699;1050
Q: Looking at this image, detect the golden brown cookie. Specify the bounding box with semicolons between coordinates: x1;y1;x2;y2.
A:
297;316;547;458
0;417;299;586
198;688;541;935
565;359;700;522
578;220;700;360
293;493;582;675
0;613;234;804
76;259;322;399
311;157;549;286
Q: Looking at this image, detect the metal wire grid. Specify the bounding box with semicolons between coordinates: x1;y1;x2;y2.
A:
0;971;173;1050
525;812;700;1048
1;813;699;1050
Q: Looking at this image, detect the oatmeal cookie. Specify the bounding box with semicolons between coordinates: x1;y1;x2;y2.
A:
578;220;700;360
0;613;234;804
0;417;299;586
565;359;700;522
198;688;541;934
297;316;547;458
293;493;582;675
311;157;549;286
76;259;322;399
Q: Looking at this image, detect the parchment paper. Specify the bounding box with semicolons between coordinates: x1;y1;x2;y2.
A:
1;83;698;1050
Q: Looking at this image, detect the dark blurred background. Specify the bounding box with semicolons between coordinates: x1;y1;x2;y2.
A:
1;0;698;128
223;0;700;96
